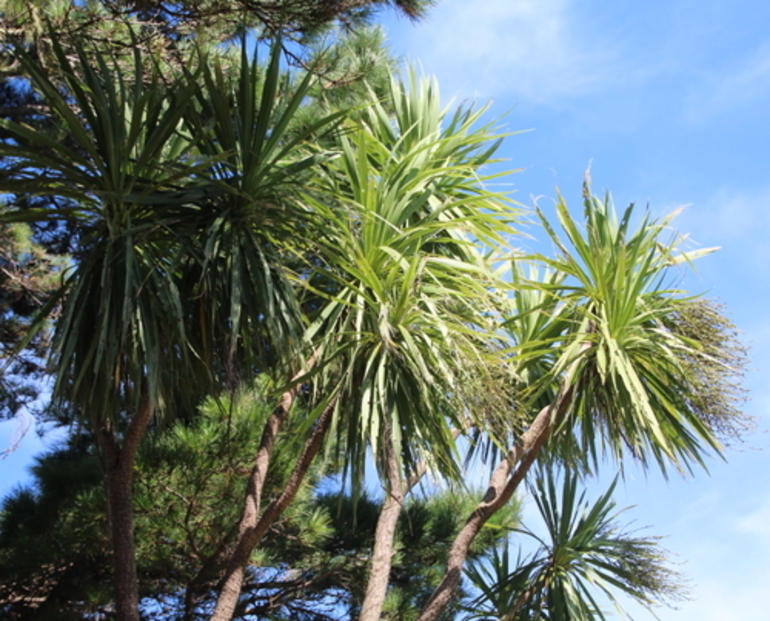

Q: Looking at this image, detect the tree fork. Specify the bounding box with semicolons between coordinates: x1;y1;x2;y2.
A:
210;392;335;621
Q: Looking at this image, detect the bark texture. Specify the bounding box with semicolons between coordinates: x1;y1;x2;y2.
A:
210;394;334;621
97;392;153;621
416;384;575;621
359;427;405;621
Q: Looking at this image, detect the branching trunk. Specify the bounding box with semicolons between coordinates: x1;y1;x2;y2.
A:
210;393;335;621
359;427;463;621
96;391;153;621
416;384;576;621
183;524;239;620
359;425;405;621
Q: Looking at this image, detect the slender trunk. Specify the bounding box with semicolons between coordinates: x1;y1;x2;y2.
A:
357;427;464;620
417;386;575;621
184;531;237;621
359;426;405;621
211;396;335;621
105;461;141;621
97;392;153;621
208;362;313;620
501;581;540;621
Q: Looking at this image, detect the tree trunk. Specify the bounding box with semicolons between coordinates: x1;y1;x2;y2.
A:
97;391;153;621
105;460;141;621
184;532;237;621
210;395;335;621
359;425;405;621
416;385;575;621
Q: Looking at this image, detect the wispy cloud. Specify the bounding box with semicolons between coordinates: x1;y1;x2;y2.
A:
685;43;770;122
683;185;770;244
629;484;770;620
679;186;770;299
397;0;618;104
675;494;770;620
736;494;770;545
394;0;770;127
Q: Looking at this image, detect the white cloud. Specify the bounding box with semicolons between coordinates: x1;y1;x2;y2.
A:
666;575;770;621
736;494;770;546
676;185;770;279
398;0;618;104
392;0;770;128
685;43;770;122
668;495;770;620
634;489;770;621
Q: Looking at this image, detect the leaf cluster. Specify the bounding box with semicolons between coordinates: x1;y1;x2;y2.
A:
304;69;519;489
464;469;687;621
497;188;751;476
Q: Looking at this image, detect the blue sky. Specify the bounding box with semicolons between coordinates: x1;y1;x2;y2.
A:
381;0;770;619
2;1;768;618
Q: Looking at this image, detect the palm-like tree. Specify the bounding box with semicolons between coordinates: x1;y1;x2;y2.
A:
533;189;740;471
206;69;521;621
300;70;519;621
1;33;343;620
193;41;353;621
183;39;348;377
418;186;748;621
464;469;685;620
0;37;210;621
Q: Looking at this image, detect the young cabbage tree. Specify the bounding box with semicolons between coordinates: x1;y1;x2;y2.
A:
302;70;520;621
464;468;686;620
418;186;748;621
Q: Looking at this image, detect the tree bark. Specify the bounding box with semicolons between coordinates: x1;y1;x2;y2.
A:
97;391;153;621
210;394;335;621
359;425;405;621
357;426;463;621
416;385;575;621
502;581;540;621
105;461;141;621
183;524;238;620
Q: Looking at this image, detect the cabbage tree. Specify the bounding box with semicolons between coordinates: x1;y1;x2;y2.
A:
464;469;686;620
210;70;521;620
303;71;519;621
418;186;748;621
0;33;341;620
0;37;210;621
